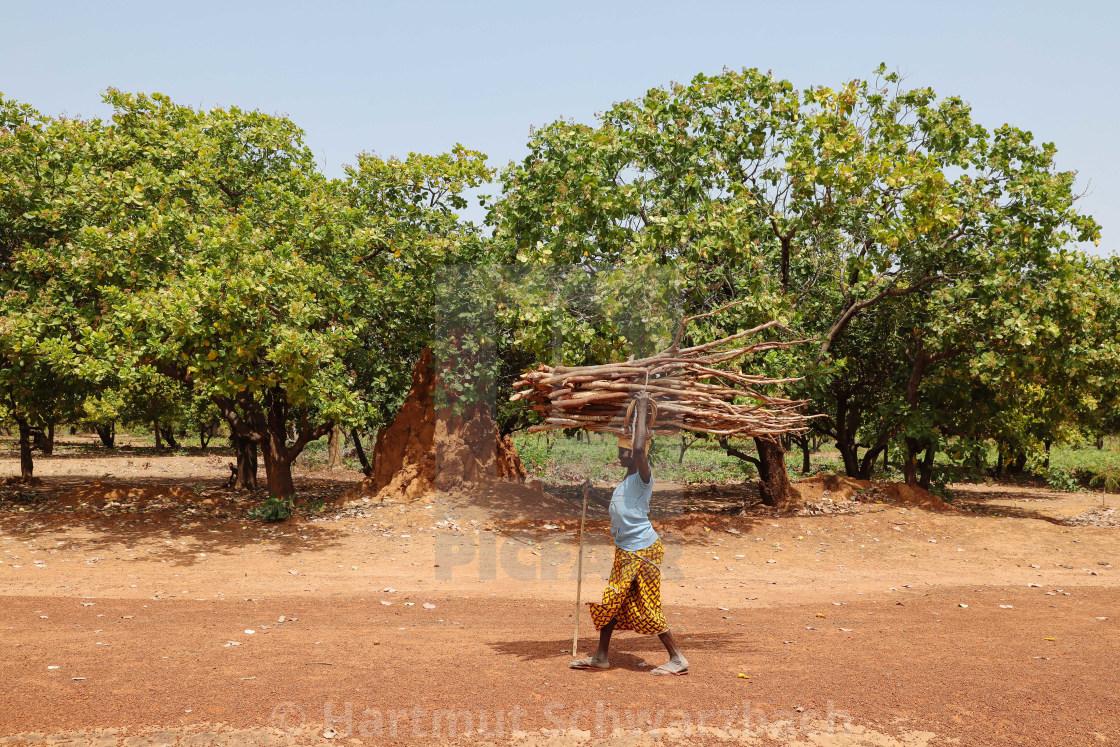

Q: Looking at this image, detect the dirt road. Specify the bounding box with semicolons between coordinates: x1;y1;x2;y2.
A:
1;452;1118;745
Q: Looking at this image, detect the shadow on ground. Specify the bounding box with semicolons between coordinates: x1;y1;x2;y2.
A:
489;631;753;670
950;485;1083;525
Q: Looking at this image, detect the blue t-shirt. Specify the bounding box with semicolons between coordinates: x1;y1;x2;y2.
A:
609;471;658;551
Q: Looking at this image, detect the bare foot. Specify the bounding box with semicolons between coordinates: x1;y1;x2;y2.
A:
651;656;688;675
570;656;610;670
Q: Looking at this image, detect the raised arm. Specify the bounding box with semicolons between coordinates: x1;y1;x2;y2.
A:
631;392;652;484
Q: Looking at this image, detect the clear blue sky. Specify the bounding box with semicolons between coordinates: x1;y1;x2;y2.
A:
2;1;1115;254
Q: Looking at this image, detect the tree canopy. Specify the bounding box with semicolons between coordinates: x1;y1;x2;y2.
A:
0;69;1114;507
0;90;489;496
491;65;1106;498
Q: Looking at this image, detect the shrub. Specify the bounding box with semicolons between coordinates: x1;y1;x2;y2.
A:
1044;468;1083;493
249;495;293;521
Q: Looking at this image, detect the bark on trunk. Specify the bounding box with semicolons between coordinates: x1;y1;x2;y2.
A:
350;428;372;476
833;398;862;478
905;439;936;488
95;422;115;448
903;438;922;485
258;389;333;499
678;434;698;464
158;426;179;450
720;436;798;509
754;436;798;508
213;389;330;499
1096;436;1104;450
327;425;342;471
856;438;893;480
16;417;34;480
233;434;258;490
919;442;936;491
1043;440;1052;470
200;420;221;449
262;434;296;499
864;451;878;477
42;422;54;456
837;441;860;478
796;435;811;474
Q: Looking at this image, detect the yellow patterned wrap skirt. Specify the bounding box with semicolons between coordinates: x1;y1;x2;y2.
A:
588;538;668;635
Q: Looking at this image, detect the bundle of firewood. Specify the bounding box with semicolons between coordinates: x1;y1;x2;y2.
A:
511;317;815;438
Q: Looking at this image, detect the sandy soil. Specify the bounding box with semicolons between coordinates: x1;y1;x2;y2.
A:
1;443;1118;746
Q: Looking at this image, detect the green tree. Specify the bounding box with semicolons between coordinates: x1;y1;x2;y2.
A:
0;95;107;478
41;92;491;499
492;66;1100;502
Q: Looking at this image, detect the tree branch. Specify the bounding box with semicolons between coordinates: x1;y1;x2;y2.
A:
818;273;949;359
719;437;762;468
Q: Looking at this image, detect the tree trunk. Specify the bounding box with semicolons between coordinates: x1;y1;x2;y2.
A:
350;428;372;476
200;420;222;449
856;426;906;480
720;436;799;509
903;437;922;485
864;451;878;478
42;422;54;456
154;424;162;450
232;434;258;490
95;421;115;448
837;439;860;478
919;442;936;491
258;391;333;499
678;433;699;464
16;417;34;480
1096;436;1104;450
833;397;862;477
796;435;811;474
755;436;798;508
327;425;343;471
158;426;179;450
1043;439;1052;470
262;432;296;499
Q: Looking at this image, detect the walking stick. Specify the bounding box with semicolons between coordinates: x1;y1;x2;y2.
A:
572;478;591;657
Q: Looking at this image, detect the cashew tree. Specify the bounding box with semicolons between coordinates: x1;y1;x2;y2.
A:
492;66;1100;501
0;95;108;479
19;91;489;499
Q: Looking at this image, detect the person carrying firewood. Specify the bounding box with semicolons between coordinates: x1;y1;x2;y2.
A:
570;391;689;676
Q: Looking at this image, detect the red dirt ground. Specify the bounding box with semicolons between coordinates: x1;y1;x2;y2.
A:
2;442;1118;745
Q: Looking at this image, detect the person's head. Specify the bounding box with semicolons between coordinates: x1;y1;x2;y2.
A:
617;436;649;469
